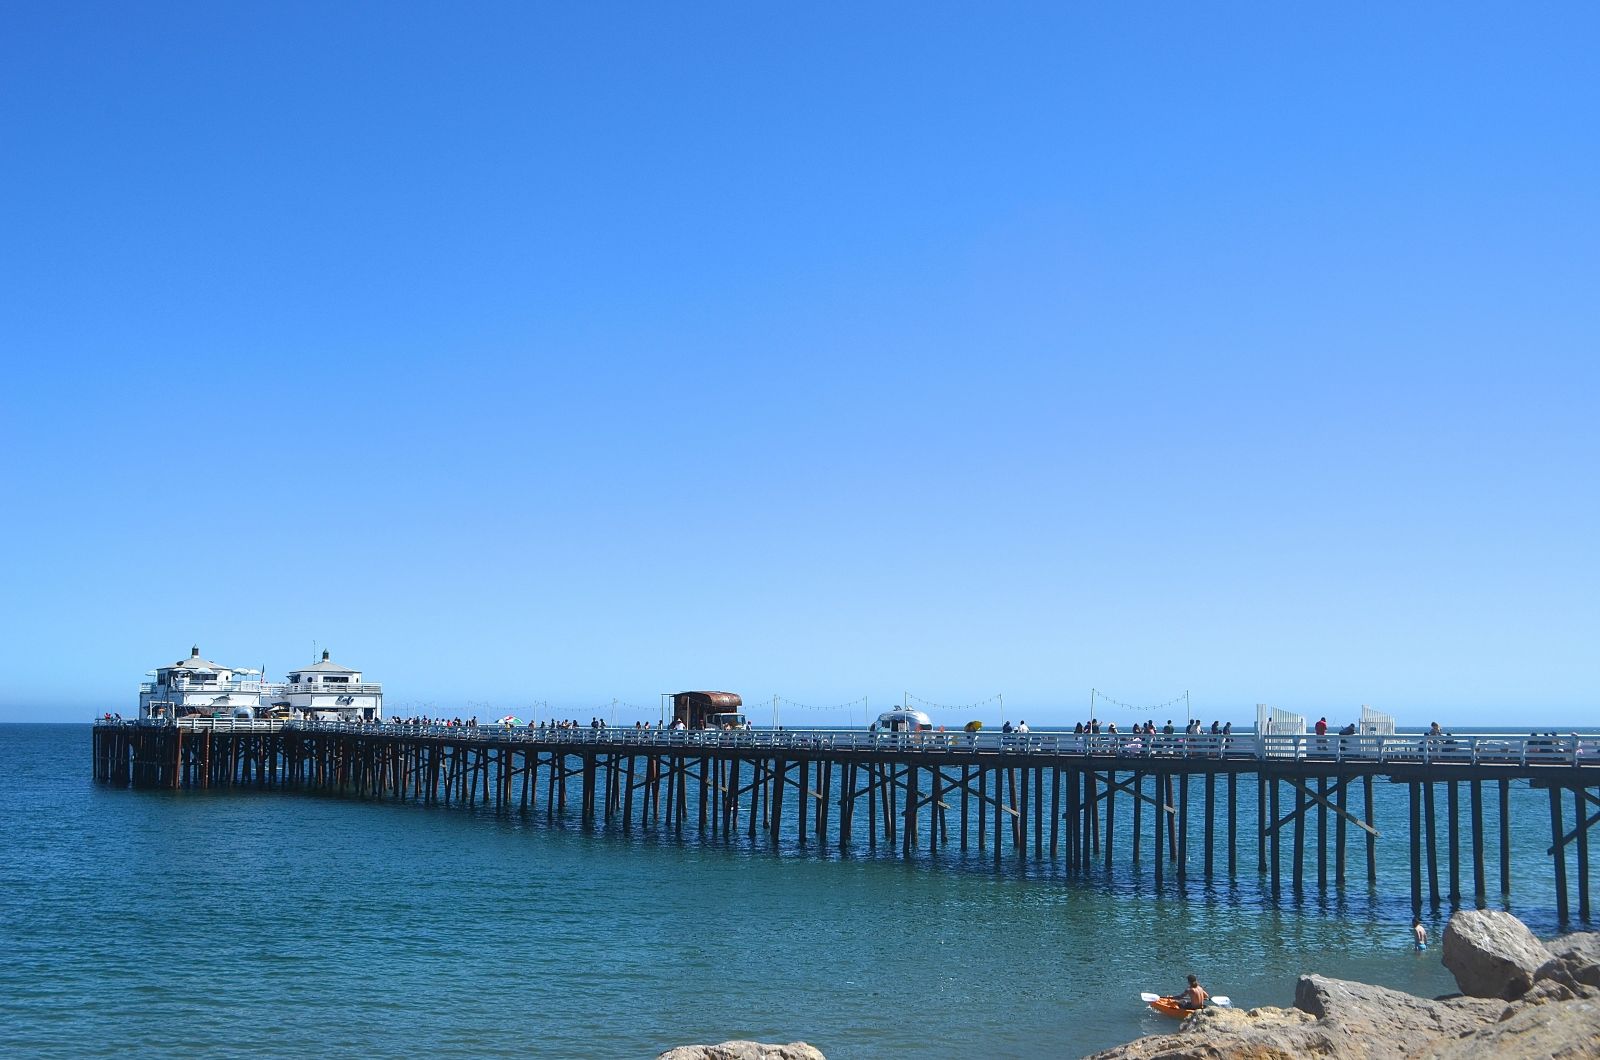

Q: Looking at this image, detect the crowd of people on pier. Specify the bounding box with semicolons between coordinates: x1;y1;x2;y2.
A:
1013;717;1244;757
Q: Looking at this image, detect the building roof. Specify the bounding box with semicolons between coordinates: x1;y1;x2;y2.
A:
673;691;742;707
166;646;231;672
287;649;359;675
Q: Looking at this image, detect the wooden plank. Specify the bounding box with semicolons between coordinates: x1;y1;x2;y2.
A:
1282;777;1380;838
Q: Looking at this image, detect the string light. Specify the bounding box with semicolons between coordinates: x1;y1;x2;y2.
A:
905;692;1003;712
1091;689;1190;714
773;695;869;712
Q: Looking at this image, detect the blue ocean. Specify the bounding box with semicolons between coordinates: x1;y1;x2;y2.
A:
3;724;1587;1058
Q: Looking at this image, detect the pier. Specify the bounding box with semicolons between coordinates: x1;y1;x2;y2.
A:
92;722;1600;924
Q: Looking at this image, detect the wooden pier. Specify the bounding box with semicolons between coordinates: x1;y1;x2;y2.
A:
92;722;1600;924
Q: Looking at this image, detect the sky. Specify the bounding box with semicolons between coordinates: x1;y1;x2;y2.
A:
1;3;1596;727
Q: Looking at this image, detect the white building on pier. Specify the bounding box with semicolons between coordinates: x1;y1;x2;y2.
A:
263;650;383;722
139;647;264;720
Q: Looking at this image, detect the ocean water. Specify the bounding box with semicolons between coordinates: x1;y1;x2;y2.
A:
2;724;1590;1058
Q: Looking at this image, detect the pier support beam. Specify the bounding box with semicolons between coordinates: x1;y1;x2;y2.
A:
1409;781;1423;918
1550;785;1569;923
1447;780;1461;906
1424;780;1440;907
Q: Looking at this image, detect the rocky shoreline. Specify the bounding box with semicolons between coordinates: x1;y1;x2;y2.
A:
655;913;1596;1060
1088;910;1600;1059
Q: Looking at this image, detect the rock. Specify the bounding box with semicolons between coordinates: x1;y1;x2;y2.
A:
1419;996;1600;1059
1087;977;1504;1059
1539;932;1600;992
1501;937;1600;1019
1092;913;1598;1060
1548;932;1600;966
1535;954;1600;994
1082;1004;1326;1059
1293;974;1503;1044
656;1042;826;1060
1441;910;1552;1000
1507;977;1598;1011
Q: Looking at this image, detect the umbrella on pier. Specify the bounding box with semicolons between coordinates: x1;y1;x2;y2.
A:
498;715;524;727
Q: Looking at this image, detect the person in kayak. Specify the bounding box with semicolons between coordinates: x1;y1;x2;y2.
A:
1169;974;1209;1010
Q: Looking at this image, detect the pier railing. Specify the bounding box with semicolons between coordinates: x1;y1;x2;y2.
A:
264;683;385;695
99;718;1598;767
139;680;265;694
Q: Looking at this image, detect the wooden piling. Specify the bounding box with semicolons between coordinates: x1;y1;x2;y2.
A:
960;765;970;852
1203;772;1215;879
1365;774;1378;885
1269;777;1280;894
1575;788;1591;922
1227;770;1237;878
1177;773;1189;884
1033;765;1044;858
1549;785;1569;923
1447;780;1461;906
1104;770;1117;871
1470;779;1485;907
1049;767;1061;859
1316;774;1327;891
1292;780;1305;892
1499;778;1512;896
1410;781;1423;918
1131;770;1142;863
1153;770;1164;887
1424;780;1440;907
1257;774;1268;875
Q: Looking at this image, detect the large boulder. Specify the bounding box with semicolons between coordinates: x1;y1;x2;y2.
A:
657;1043;825;1060
1441;910;1552;1000
1293;974;1502;1047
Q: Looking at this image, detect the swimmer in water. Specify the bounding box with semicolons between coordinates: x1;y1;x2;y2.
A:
1413;919;1428;949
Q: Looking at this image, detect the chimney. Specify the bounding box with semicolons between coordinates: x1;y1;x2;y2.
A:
192;646;200;658
322;650;330;661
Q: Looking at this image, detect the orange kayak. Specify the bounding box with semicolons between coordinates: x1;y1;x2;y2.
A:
1148;997;1197;1019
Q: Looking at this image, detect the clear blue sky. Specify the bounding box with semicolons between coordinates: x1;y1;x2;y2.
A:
2;3;1596;726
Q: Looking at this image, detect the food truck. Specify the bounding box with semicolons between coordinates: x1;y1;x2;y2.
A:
875;708;933;732
671;691;747;729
